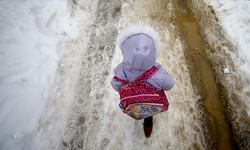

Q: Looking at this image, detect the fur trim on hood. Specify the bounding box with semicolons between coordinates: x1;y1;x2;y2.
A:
116;24;162;58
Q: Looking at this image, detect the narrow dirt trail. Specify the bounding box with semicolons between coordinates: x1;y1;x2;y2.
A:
39;0;250;150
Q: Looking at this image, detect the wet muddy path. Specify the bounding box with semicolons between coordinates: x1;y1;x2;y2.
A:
180;15;236;150
39;0;250;150
175;0;250;149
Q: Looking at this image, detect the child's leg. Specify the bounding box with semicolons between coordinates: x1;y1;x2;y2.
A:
143;116;153;138
143;116;153;127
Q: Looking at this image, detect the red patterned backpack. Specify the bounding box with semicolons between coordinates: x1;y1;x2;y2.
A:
114;66;169;120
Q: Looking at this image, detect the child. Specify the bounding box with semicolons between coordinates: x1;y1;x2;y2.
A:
111;24;175;137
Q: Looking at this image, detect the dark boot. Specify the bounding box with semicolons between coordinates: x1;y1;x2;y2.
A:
143;116;153;138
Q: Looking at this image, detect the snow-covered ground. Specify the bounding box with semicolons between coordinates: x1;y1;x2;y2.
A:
0;0;249;150
206;0;250;77
203;0;250;100
0;1;78;149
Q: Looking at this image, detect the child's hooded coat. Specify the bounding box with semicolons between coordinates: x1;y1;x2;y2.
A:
111;25;175;92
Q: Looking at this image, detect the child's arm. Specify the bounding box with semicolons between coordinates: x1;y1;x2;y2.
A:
162;71;175;91
148;63;175;91
111;77;123;92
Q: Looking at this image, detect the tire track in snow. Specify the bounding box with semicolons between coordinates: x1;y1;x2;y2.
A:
39;0;121;149
60;0;122;149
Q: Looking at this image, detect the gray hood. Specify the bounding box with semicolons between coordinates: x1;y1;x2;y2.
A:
121;33;155;71
112;25;175;92
117;24;162;71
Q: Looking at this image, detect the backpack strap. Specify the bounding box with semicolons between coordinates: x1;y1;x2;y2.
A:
135;66;159;82
114;66;159;84
114;76;129;85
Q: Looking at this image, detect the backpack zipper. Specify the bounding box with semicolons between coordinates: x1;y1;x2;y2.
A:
120;94;159;101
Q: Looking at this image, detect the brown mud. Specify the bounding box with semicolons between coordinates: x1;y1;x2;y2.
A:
179;14;237;150
175;0;250;149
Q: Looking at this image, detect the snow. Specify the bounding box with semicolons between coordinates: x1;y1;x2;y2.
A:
205;0;250;77
223;66;230;74
0;0;250;149
210;0;250;76
204;0;250;116
0;1;78;149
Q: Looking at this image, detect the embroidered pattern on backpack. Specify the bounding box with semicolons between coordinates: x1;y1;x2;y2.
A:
114;66;169;120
